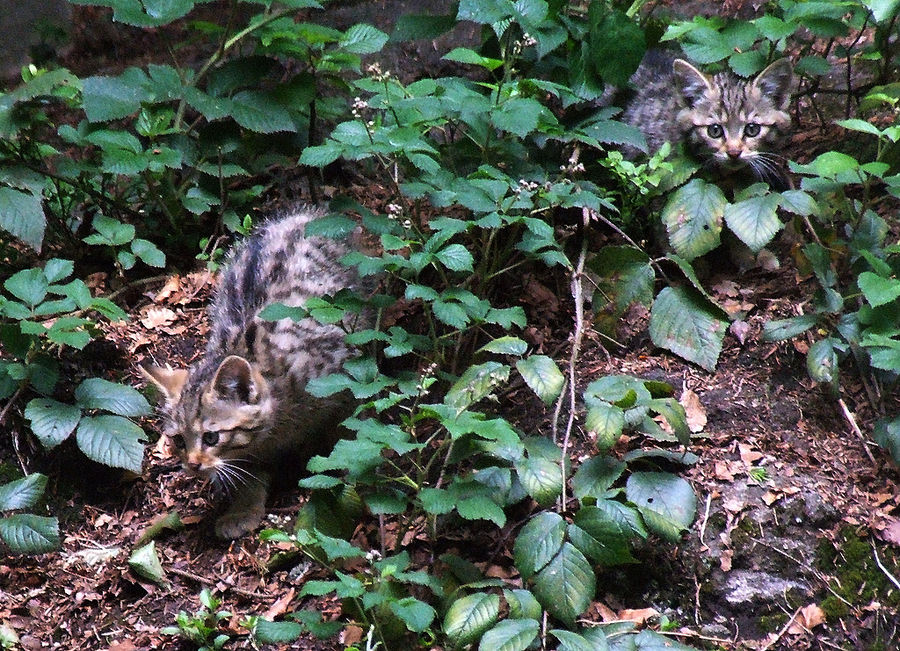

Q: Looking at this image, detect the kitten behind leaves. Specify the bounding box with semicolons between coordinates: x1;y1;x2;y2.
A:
143;208;371;539
623;51;793;189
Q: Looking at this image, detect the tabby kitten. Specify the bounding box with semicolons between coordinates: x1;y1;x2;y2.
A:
142;208;369;539
622;51;793;189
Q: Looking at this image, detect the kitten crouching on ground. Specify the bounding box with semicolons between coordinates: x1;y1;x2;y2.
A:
142;208;372;539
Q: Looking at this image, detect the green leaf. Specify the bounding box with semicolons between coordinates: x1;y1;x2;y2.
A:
661;179;726;260
778;190;818;217
492;97;545;138
254;619;304;644
435;243;474;272
724;193;782;253
552;629;609;651
515;455;563;506
587;246;654;313
340;23;388;54
649;287;728;371
572;456;626;501
532;542;595;625
514;512;566;580
392;12;457;41
24;398;81;449
874;416;900;465
807;337;838;386
503;589;542;620
516;355;564;405
43;259;74;284
858;271;900;307
0;474;47;511
864;0;900;22
478;336;528;356
131;239;166;267
590;8;646;86
446;361;510;410
390;597;436;633
444;592;501;648
82;75;148;122
626;472;697;542
0;514;59;554
477;619;540;651
585;401;625;451
4;268;48;306
75;378;151;417
761;313;819;341
457;496;506;526
443;47;504;71
128;541;168;586
75;415;147;472
569;513;637;566
0;187;45;251
432;299;469;328
231;91;296;133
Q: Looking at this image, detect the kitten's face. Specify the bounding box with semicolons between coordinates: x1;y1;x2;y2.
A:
674;59;792;182
143;356;275;485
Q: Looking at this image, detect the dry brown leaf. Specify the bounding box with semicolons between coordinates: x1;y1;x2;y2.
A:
264;588;295;620
762;491;781;506
341;625;364;646
788;603;826;634
714;461;735;482
107;641;138;651
722;495;745;514
140;306;177;329
154;275;181;302
875;516;900;547
730;320;751;345
712;280;740;298
680;389;707;433
594;602;618;622
720;548;734;572
739;444;763;464
617;607;659;625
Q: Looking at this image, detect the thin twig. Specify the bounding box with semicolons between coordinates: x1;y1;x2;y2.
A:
168;566;267;599
760;606;803;651
1;384;29;474
838;397;877;465
872;543;900;590
698;493;712;545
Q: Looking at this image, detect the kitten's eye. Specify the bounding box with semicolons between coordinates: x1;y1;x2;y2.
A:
744;123;761;137
202;431;220;447
171;435;186;450
706;124;724;139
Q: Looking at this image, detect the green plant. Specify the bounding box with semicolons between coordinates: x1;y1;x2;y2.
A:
161;589;232;651
0;473;59;554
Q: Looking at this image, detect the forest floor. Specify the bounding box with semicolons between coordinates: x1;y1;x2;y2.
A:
3;2;900;651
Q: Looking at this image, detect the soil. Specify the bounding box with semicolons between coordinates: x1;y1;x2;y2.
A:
2;2;900;651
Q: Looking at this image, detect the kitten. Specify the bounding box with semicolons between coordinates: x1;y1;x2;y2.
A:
142;208;371;539
622;50;793;189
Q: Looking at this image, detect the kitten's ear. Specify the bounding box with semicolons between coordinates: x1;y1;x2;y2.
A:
753;59;793;108
141;365;188;407
210;355;264;404
673;59;713;106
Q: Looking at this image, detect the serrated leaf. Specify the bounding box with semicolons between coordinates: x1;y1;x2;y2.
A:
390;597;436;633
478;336;528;356
724;193;782;253
478;619;540;651
75;415;147;472
859;271;900;307
503;589;543;620
514;512;566;580
585;401;625;451
131;239;166;267
532;542;595;625
340;23;388;54
515;455;563;506
0;514;59;554
75;378;150;417
516;355;564;405
443;47;504;71
626;472;696;542
0;187;45;251
761;313;819;341
231;91;296;133
457;496;506;526
649;287;728;371
0;474;48;511
82;75;147;122
446;361;510;410
552;629;609;651
128;541;167;586
779;189;818;217
24;398;81;449
435;243;474;271
661;179;726;260
4;267;48;306
444;592;501;648
807;337;838;386
492;97;546;137
590;8;646;86
571;456;626;501
254;619;304;644
432;299;469;328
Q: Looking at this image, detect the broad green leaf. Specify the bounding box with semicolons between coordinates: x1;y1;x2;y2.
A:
131;239;166;267
390;597;436;633
807;337;838;386
43;259;74;284
661;179;726;260
477;619;540;651
446;361;510;410
478;336;528;356
858;271;900;307
761;313;819;341
339;23;388;54
492;97;546;138
864;0;900;22
552;629;609;651
874;416;900;465
629;629;699;650
590;8;645;87
0;474;47;511
516;355;564;405
75;378;151;417
82;75;148;122
230;91;296;133
571;456;626;501
457;0;514;24
443;47;504;71
532;542;595;625
457;496;506;526
585;401;625;451
4;268;48;306
649;287;728;371
0;514;59;554
0;187;45;251
648;398;691;446
444;592;500;648
587;246;654;313
793;151;859;178
515;456;563;506
779;190;818;217
514;512;566;580
503;589;542;620
254;619;304;644
432;299;469;328
836;118;884;137
435;243;474;271
75;415;147;472
24;398;81;449
391;12;457;41
128;541;167;586
626;472;697;542
724;193;782;253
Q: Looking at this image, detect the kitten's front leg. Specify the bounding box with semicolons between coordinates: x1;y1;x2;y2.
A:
215;470;270;539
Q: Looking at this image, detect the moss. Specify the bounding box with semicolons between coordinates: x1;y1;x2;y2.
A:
815;526;900;622
757;612;789;633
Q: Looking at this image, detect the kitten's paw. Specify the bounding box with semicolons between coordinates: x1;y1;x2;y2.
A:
215;510;263;539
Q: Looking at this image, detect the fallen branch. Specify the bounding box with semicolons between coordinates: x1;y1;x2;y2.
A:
838;397;877;465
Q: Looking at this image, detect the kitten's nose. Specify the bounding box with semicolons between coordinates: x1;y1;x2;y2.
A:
726;148;742;160
186;461;201;472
